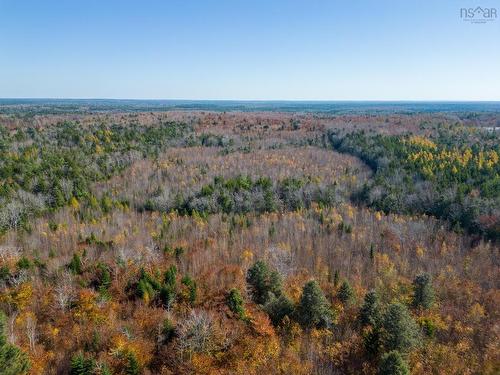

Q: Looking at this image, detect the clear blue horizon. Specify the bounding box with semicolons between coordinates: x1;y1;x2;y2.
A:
1;0;499;100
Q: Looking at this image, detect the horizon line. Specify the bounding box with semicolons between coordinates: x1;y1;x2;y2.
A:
1;98;500;103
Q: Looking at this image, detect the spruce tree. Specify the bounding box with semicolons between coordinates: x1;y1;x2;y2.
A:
159;284;176;308
226;288;246;319
161;318;176;343
295;280;333;329
125;351;140;375
333;270;340;287
338;280;354;304
246;260;282;305
70;352;95;375
381;303;420;353
264;294;295;326
364;325;382;357
164;265;177;288
68;253;82;275
100;365;112;375
181;275;197;305
412;273;434;309
97;264;111;296
360;290;381;327
378;350;410;375
0;311;30;375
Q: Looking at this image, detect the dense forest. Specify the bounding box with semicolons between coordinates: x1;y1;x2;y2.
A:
328;125;500;240
0;110;498;374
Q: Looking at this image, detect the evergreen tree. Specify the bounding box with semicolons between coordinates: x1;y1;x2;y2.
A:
246;260;282;305
226;288;246;319
164;265;177;288
181;275;197;305
264;294;295;326
412;273;434;309
68;253;83;275
70;352;95;375
338;280;354;304
100;365;112;375
125;351;140;375
0;265;10;282
0;311;30;375
370;243;375;261
159;284;176;309
161;318;176;343
97;264;111;296
360;290;381;327
137;278;156;303
295;280;333;329
378;351;410;375
333;270;340;287
381;303;420;353
364;326;382;357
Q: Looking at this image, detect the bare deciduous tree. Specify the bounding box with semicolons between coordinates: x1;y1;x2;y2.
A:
176;310;225;357
54;272;75;312
26;314;37;352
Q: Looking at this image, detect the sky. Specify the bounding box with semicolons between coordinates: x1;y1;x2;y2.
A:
0;0;499;100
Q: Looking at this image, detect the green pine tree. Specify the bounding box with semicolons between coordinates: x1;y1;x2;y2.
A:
295;280;333;329
70;352;95;375
97;264;111;296
360;290;381;327
68;253;83;274
226;288;246;319
364;326;382;357
378;350;410;375
264;294;295;326
246;260;282;305
161;318;176;343
100;364;112;375
412;273;434;309
381;303;421;353
338;280;354;304
0;311;30;375
181;275;197;305
164;265;177;288
125;351;140;375
333;270;340;287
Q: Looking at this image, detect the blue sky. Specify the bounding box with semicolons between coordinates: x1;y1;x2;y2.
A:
0;0;499;100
